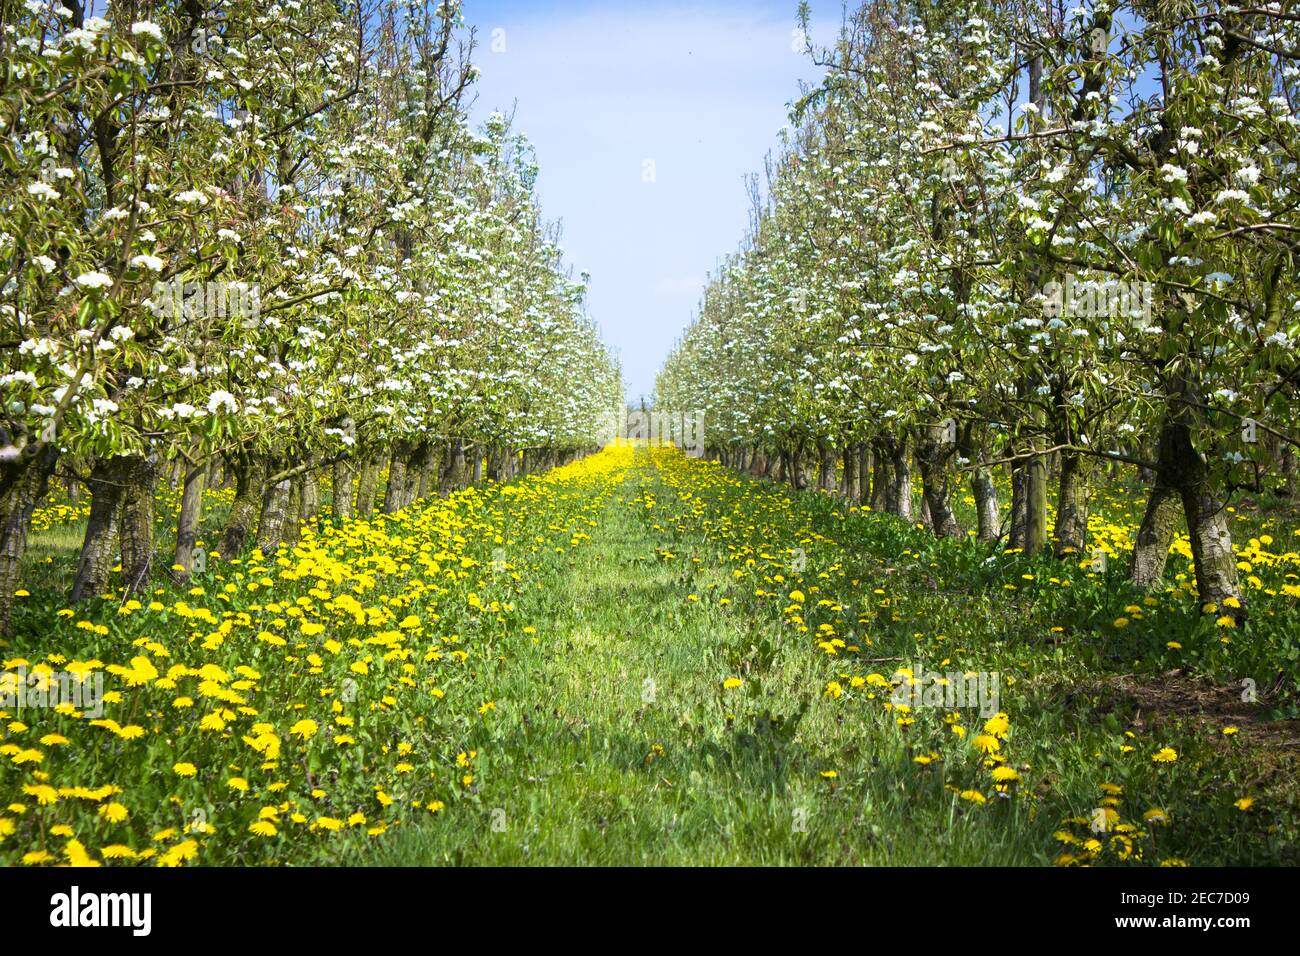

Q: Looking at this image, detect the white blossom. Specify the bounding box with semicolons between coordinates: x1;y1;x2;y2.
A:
74;271;114;290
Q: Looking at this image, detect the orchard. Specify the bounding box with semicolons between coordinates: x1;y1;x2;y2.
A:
0;0;1297;874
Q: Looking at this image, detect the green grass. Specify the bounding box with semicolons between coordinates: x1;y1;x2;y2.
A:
355;466;1033;864
7;448;1296;866
354;452;1298;865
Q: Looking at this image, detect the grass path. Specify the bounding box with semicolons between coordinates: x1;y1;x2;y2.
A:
10;446;1292;866
364;450;1041;865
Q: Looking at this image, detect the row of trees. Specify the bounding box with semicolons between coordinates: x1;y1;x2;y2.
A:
658;0;1298;619
0;0;622;633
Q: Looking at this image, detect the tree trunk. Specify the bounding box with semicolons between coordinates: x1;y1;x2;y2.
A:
856;444;870;506
800;445;816;490
331;458;354;520
842;444;860;502
957;426;999;543
1167;378;1243;615
0;447;57;633
71;456;129;602
1013;373;1048;554
885;437;913;521
1025;451;1049;555
407;442;432;502
440;440;466;494
355;455;381;516
1008;464;1027;551
171;460;206;583
869;442;888;512
415;448;433;499
1130;479;1180;587
301;472;319;521
1131;379;1245;616
219;453;266;558
1281;443;1296;498
785;444;798;489
971;466;1000;543
256;473;293;553
383;444;408;513
383;443;410;514
119;454;157;595
918;492;933;529
1053;451;1089;558
818;442;835;493
282;479;303;548
1183;488;1241;612
915;428;962;537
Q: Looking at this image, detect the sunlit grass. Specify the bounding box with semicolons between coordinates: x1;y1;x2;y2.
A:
3;446;1296;866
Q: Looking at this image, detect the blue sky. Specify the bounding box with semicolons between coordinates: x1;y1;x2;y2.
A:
460;1;835;402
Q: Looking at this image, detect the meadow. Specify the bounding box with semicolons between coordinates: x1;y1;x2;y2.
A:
2;444;1296;866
